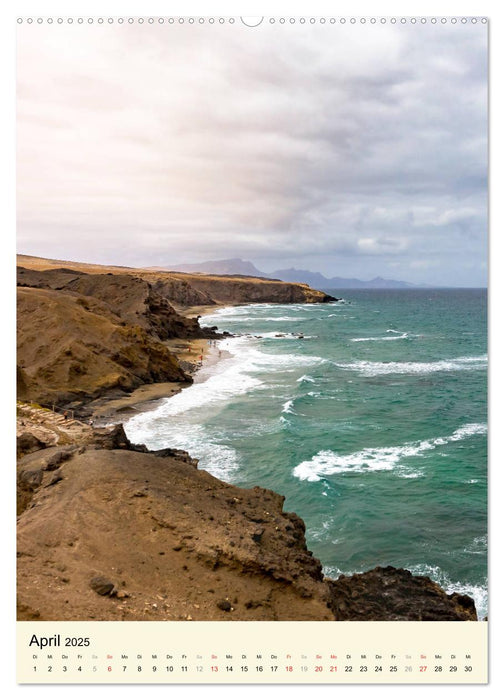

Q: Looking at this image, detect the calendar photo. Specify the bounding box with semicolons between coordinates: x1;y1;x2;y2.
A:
16;14;488;684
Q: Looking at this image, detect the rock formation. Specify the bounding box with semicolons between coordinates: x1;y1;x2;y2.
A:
17;254;337;306
17;256;336;408
16;414;477;622
17;286;190;407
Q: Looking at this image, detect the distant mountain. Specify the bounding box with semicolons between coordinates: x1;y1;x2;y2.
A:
167;258;423;289
274;268;420;289
171;258;266;277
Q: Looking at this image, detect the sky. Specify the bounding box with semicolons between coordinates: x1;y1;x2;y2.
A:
17;18;488;286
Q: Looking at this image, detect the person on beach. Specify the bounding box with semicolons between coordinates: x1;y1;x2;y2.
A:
63;411;68;420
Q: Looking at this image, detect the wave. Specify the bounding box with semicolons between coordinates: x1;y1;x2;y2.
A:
125;337;324;424
292;423;487;482
351;333;410;342
259;316;308;322
282;399;296;415
211;316;309;323
332;355;487;376
297;374;316;384
463;535;487;555
125;422;240;481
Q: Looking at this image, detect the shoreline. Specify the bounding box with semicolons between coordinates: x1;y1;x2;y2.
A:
16;296;483;622
119;302;487;621
90;305;232;425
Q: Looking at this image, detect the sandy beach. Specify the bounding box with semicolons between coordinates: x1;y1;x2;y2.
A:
90;324;231;425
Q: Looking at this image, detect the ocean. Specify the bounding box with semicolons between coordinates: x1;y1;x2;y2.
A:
125;288;488;618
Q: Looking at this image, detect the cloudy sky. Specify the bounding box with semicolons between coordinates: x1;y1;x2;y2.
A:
17;18;487;286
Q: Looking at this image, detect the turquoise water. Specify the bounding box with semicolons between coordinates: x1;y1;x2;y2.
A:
126;289;488;618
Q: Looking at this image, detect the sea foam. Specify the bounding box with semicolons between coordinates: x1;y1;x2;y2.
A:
138;338;321;422
282;399;296;415
351;333;409;342
292;423;487;482
332;355;487;376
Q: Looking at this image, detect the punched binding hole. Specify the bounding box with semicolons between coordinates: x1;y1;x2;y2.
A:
240;17;264;27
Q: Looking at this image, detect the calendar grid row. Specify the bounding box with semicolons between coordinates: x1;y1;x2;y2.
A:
17;621;487;684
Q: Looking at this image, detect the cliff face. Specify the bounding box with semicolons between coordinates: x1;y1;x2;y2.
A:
17;255;337;306
16;264;229;407
17;420;334;622
17;267;209;340
16;417;477;622
17;256;336;406
162;273;335;305
17;287;190;406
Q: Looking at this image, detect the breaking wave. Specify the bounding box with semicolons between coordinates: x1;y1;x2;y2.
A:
292;423;487;482
332;355;487;376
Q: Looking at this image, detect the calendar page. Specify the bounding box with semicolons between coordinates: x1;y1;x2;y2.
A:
15;9;488;686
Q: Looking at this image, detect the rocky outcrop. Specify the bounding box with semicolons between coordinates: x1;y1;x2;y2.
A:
16;421;478;622
17;257;335;408
327;566;477;621
142;274;216;308
17;286;190;407
17;429;333;621
161;273;337;305
17;267;217;340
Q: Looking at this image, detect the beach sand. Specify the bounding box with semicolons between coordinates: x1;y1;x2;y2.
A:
90;331;231;425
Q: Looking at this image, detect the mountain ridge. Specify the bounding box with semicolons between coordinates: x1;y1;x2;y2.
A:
164;258;425;289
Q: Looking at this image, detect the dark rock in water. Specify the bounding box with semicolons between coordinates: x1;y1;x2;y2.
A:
216;599;232;612
326;566;478;621
447;592;480;618
90;576;115;596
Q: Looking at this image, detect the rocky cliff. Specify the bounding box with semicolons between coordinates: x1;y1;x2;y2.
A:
16;265;225;408
17;286;192;407
159;272;336;305
17;267;211;340
17;255;337;307
17;256;336;407
16;409;477;622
